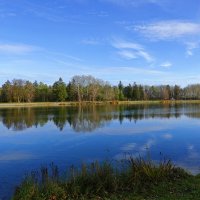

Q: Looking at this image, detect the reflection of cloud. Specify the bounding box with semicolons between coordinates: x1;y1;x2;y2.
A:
140;139;155;150
99;125;168;135
0;152;35;161
115;138;156;160
187;144;199;159
174;161;200;175
188;145;194;150
162;133;173;139
121;143;136;151
114;152;139;160
174;144;200;174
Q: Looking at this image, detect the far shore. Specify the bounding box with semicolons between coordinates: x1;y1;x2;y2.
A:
0;100;200;108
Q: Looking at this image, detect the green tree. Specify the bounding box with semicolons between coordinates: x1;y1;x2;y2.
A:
52;78;67;102
174;85;181;100
123;84;133;100
12;79;25;102
35;82;51;102
118;81;124;100
132;82;140;100
67;81;76;101
1;80;12;102
139;85;144;100
24;81;35;102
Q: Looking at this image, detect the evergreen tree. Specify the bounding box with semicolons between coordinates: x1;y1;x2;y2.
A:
174;85;181;100
139;85;144;100
52;78;67;102
132;83;139;100
118;81;124;100
1;80;12;102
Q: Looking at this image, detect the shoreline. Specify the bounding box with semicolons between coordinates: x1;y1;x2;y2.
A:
0;100;200;108
12;157;200;200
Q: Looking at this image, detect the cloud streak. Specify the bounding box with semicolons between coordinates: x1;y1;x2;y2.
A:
134;21;200;40
112;39;154;62
81;38;101;45
0;44;40;54
102;0;162;7
160;61;172;68
185;41;200;56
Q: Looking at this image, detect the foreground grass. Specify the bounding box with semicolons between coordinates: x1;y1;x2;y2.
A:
12;156;200;200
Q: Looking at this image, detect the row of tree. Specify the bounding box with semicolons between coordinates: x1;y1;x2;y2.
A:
0;75;200;102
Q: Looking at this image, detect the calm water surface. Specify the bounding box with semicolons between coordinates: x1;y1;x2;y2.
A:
1;104;200;199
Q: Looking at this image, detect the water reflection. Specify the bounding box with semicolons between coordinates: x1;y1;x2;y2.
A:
1;104;200;132
1;104;200;199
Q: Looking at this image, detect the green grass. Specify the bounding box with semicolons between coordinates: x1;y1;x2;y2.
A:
12;156;200;200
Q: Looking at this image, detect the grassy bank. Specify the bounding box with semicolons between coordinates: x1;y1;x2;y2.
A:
1;100;200;108
12;157;200;200
0;101;160;108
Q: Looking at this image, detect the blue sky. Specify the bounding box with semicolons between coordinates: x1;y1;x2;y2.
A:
0;0;200;86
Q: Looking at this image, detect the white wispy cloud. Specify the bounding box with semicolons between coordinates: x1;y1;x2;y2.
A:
87;10;109;17
113;40;143;50
12;1;86;24
44;50;83;62
134;21;200;40
100;66;164;75
160;61;172;68
102;0;161;7
81;38;101;45
137;50;153;62
117;50;138;60
0;12;16;18
185;41;200;56
61;65;165;80
0;44;40;54
112;39;154;62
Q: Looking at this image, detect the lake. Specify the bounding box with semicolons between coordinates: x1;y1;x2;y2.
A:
1;103;200;199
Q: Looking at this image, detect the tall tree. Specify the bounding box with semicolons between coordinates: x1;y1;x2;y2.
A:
1;80;12;102
174;85;181;100
24;81;35;102
35;82;50;102
71;75;105;102
12;79;25;102
139;85;144;100
52;78;67;102
132;82;140;100
118;81;124;100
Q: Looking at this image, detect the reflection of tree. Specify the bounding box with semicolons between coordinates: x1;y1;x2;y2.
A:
0;103;200;132
68;106;110;132
0;108;35;131
184;104;200;118
52;107;67;131
0;108;49;131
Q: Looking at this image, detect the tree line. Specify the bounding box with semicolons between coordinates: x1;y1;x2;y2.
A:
1;75;200;102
